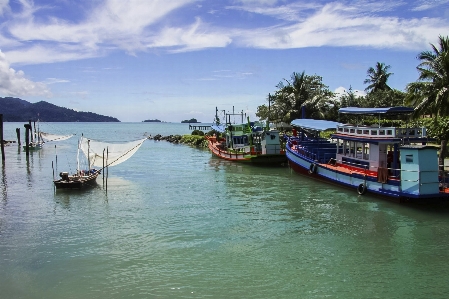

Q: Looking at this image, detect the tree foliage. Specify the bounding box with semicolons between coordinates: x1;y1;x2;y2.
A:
406;35;449;118
363;62;393;93
406;35;449;162
256;71;336;123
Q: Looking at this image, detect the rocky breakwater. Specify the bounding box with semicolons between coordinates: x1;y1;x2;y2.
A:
148;134;208;147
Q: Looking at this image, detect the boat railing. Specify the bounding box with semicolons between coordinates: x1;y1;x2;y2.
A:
336;125;426;138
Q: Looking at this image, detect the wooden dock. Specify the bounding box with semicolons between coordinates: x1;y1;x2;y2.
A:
189;124;211;131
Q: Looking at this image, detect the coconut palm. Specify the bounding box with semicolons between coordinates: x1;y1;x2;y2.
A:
406;35;449;117
406;35;449;167
363;62;393;93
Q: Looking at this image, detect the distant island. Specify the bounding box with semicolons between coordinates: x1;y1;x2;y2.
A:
181;118;200;123
143;119;162;122
0;97;120;122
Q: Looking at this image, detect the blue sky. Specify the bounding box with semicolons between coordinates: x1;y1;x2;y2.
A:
0;0;448;122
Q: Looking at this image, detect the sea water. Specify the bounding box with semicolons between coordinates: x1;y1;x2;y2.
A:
1;122;449;299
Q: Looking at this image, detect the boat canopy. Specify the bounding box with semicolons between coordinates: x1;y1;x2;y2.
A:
291;119;342;131
211;124;226;133
339;107;414;115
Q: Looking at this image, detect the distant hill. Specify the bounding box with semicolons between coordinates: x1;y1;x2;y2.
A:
0;97;120;122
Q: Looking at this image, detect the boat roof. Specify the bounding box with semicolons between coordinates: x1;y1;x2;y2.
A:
339;107;414;115
211;124;226;133
291;119;342;131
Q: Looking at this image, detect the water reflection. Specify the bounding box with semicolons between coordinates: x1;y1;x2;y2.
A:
1;164;6;202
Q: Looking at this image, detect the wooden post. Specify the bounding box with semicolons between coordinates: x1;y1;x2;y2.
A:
28;120;33;143
16;128;21;145
0;114;5;163
24;124;31;156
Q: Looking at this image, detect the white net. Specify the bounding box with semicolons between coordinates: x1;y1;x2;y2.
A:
80;136;147;168
40;132;74;142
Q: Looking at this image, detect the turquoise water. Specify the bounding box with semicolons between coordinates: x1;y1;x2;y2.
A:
1;122;449;298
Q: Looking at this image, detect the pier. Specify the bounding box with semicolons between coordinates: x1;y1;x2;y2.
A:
189;124;211;131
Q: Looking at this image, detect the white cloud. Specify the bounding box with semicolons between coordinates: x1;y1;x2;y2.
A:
5;44;100;65
0;50;51;97
234;1;449;50
149;17;232;52
333;86;365;99
44;78;70;85
0;0;9;16
5;0;199;63
412;0;449;11
0;0;448;66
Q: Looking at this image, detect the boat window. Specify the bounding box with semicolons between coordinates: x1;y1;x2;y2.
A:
406;154;413;163
363;143;369;160
350;128;355;133
344;128;349;133
357;129;362;134
387;130;392;135
363;130;369;135
379;130;385;135
371;130;378;135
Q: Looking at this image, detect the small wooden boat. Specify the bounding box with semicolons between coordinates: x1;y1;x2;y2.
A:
53;135;147;189
54;169;101;189
23;120;74;151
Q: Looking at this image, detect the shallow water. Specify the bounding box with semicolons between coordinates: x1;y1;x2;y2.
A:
1;122;449;298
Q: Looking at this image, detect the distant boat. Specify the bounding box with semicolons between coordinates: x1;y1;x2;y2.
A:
206;109;286;165
285;107;449;202
54;135;147;189
22;120;74;150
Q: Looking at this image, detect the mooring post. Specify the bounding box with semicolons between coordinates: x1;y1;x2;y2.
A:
0;114;5;163
24;124;31;156
28;120;33;143
16;128;21;145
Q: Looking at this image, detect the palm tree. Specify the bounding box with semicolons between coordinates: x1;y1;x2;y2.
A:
364;62;393;93
406;35;449;168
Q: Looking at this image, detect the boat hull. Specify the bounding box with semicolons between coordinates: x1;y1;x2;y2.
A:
207;137;286;165
286;144;448;202
54;171;100;189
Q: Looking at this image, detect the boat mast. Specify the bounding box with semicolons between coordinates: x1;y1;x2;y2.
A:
77;135;82;175
88;139;91;173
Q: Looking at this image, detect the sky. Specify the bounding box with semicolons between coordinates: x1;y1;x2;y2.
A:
0;0;448;122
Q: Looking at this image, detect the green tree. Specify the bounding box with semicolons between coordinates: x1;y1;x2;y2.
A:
257;71;335;123
406;35;449;166
364;62;393;93
359;89;406;108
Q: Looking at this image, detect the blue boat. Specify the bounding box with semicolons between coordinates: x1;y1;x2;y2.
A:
285;107;449;202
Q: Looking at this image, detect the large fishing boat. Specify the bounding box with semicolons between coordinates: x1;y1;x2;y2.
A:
206;109;286;165
286;107;449;202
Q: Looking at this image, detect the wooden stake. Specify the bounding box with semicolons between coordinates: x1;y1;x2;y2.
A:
0;114;5;163
24;124;31;156
16;128;21;145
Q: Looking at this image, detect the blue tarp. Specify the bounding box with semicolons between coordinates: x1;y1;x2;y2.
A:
211;124;226;133
290;119;341;131
339;107;414;114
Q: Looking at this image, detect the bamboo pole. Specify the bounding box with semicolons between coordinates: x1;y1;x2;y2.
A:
0;114;5;163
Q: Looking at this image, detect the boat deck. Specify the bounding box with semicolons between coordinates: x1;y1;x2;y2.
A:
290;144;449;194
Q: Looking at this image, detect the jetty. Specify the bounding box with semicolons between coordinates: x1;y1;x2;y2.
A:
189;124;211;131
